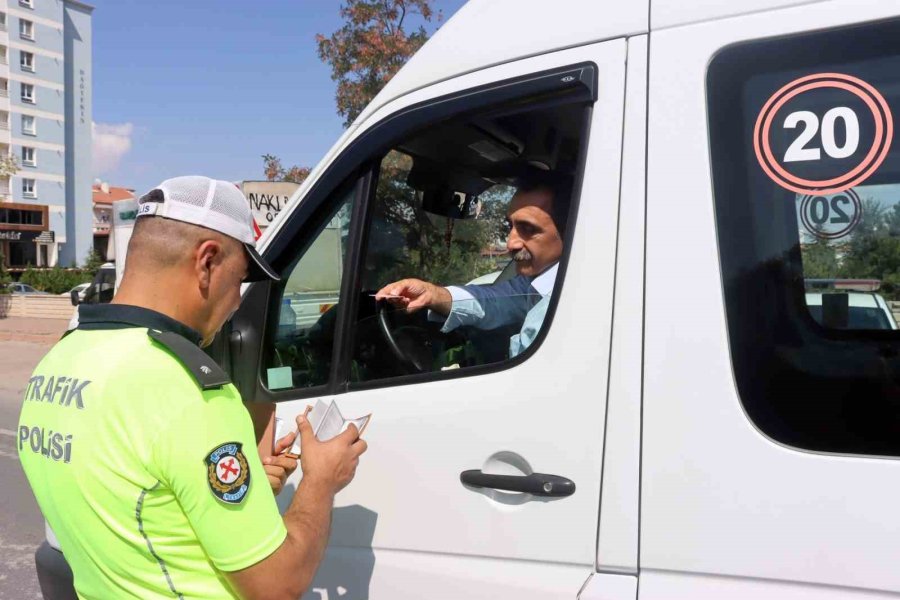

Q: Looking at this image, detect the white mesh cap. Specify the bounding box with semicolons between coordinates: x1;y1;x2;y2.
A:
136;175;279;282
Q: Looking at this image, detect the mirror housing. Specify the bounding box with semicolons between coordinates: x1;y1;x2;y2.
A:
421;187;481;220
70;290;80;307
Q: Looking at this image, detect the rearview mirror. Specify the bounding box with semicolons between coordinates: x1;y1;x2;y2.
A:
421;187;481;220
70;290;80;307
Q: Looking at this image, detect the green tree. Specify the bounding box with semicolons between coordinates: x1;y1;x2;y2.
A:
83;248;104;275
262;154;311;185
801;237;839;279
317;0;439;127
0;252;12;293
829;198;900;299
262;0;440;181
360;151;511;289
0;153;19;179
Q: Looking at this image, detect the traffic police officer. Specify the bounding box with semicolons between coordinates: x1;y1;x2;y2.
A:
18;176;367;599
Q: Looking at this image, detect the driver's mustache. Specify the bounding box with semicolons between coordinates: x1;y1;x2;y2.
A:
512;248;532;262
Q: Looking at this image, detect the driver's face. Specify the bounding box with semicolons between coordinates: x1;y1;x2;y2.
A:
506;188;563;277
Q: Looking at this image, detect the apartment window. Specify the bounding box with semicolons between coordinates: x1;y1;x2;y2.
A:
21;146;35;166
19;0;33;9
21;82;34;103
19;19;33;41
22;178;35;198
20;51;33;72
0;13;7;31
22;114;35;135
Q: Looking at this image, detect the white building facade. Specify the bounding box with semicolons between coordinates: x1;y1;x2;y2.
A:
0;0;92;269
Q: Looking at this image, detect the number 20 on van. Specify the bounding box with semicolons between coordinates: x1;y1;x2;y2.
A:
753;72;894;196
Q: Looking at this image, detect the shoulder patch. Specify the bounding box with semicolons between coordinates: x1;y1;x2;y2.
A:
147;329;230;390
205;442;251;504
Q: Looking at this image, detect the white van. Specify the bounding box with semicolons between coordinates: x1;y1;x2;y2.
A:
35;1;900;598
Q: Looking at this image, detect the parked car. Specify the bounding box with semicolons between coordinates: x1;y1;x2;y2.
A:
7;282;49;295
69;263;116;307
805;291;899;330
35;2;900;600
61;283;90;303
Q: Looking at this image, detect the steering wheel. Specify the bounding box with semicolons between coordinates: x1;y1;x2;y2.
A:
376;300;434;373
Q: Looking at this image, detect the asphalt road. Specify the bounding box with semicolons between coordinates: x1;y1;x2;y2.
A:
0;339;55;600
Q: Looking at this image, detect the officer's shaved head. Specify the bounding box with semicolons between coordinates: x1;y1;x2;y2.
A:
126;216;236;273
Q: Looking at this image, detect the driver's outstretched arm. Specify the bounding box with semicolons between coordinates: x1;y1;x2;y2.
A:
374;278;453;315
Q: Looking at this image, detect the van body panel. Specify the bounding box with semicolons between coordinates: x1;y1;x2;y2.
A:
640;570;900;599
271;39;629;599
644;2;900;596
579;572;638;600
305;547;591;600
352;0;648;130
595;34;647;576
263;41;625;258
651;0;829;30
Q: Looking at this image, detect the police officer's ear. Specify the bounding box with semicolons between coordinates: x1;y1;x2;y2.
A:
195;239;224;290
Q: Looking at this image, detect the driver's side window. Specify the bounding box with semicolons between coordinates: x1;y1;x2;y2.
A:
350;95;586;383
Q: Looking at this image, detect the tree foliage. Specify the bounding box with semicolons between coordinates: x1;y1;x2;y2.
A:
0;153;19;179
262;1;439;181
0;252;12;293
265;1;513;290
803;198;900;299
83;248;105;275
317;0;439;127
360;151;511;289
20;265;92;295
262;154;311;184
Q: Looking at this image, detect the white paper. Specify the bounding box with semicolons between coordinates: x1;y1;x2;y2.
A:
273;416;284;454
287;399;370;456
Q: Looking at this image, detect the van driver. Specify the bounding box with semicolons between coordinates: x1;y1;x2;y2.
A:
375;178;569;358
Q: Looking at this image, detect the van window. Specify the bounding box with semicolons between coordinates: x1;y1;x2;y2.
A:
349;97;587;383
263;191;353;389
708;19;900;455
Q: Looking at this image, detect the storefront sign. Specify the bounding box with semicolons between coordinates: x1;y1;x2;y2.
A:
241;181;301;227
0;230;41;242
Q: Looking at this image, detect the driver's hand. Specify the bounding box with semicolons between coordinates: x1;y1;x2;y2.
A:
375;278;453;316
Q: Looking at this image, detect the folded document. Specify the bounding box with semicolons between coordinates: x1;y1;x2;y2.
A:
287;399;370;456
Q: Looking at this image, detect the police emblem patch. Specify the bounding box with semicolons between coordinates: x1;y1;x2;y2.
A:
205;442;250;504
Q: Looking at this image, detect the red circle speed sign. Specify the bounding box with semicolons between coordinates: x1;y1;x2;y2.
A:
753;73;893;196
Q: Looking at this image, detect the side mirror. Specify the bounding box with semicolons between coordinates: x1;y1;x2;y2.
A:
70;290;80;307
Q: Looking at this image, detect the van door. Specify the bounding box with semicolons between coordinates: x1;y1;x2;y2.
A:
645;3;900;598
230;40;628;599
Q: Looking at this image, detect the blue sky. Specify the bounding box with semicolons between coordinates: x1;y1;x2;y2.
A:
91;0;467;194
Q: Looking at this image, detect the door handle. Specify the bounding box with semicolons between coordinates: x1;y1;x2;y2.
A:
460;469;576;497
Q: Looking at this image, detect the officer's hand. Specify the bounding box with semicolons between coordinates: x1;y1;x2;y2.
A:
264;431;298;496
374;278;452;316
296;413;367;494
